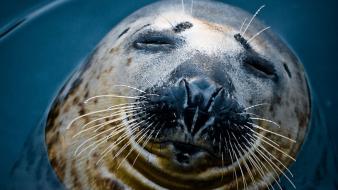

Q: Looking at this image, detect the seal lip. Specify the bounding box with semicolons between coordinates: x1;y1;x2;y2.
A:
146;140;217;160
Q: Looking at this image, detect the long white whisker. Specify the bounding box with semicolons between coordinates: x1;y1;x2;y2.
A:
115;123;155;169
75;114;152;157
95;115;155;164
181;0;185;13
73;108;145;137
248;122;296;143
224;136;238;190
112;84;146;94
249;117;280;128
77;106;141;131
227;131;247;189
232;133;256;187
84;94;145;103
190;0;194;15
239;18;247;34
255;143;296;189
242;5;265;35
241;135;278;190
247;26;270;43
66;103;143;130
244;103;269;110
243;127;280;147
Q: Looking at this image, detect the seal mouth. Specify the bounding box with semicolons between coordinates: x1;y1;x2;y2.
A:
127;77;255;168
150;140;216;167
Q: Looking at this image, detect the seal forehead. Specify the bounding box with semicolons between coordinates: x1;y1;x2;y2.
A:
150;12;239;55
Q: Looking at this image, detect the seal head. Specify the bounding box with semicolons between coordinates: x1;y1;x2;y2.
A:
45;0;311;189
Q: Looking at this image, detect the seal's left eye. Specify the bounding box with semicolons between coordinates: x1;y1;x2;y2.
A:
133;32;180;52
243;55;277;78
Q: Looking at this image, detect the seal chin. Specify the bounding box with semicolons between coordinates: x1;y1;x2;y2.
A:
129;77;254;169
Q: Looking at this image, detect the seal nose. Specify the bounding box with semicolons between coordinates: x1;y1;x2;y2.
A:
183;78;222;110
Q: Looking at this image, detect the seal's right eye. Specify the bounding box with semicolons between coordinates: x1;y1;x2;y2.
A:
133;31;181;52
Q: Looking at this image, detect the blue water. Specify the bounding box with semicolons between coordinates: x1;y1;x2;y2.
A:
0;0;337;189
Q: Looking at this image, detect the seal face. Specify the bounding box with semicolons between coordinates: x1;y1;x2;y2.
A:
45;0;311;189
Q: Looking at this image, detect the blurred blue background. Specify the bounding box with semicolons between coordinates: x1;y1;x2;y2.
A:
0;0;337;189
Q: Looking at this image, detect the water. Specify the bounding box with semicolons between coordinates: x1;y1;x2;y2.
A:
0;0;337;189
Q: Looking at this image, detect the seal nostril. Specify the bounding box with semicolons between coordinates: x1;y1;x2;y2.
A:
184;78;220;110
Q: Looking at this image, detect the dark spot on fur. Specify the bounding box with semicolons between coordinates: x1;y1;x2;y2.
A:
118;27;130;39
73;97;79;104
109;47;120;54
49;157;65;180
71;160;82;189
84;91;89;99
79;107;85;115
275;96;282;104
283;63;292;78
295;106;308;128
173;21;193;33
47;131;59;147
46;100;61;129
69;78;83;96
102;178;124;190
127;57;132;66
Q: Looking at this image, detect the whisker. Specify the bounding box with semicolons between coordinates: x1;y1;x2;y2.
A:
241;135;279;190
66;103;143;130
238;112;260;117
85;120;141;158
232;133;256;187
242;5;265;35
158;15;175;28
227;131;247;189
245;134;295;187
112;84;146;94
190;0;194;15
97;115;154;156
73;109;139;137
244;103;269;110
254;138;295;177
73;108;145;138
224;136;239;190
84;94;145;103
244;127;280;147
75;114;152;157
95;115;155;164
255;143;296;189
115;123;155;169
132;123;162;166
249;117;281;128
247;26;270;43
120;126;157;169
239;18;247;34
106;101;146;109
248;122;296;143
181;0;185;13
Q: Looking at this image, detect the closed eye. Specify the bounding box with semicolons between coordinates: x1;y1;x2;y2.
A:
133;31;182;52
243;55;277;79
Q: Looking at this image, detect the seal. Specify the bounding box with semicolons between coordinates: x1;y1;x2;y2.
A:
43;0;311;189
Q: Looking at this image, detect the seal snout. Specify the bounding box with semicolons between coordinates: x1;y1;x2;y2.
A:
138;77;254;166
